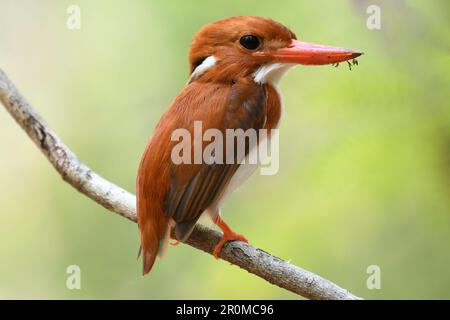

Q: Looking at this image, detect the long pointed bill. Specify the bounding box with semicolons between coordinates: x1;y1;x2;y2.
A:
255;39;363;65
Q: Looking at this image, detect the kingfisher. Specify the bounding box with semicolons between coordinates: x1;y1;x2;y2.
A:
137;16;362;275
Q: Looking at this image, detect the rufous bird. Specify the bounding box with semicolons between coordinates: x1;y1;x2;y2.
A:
137;16;362;274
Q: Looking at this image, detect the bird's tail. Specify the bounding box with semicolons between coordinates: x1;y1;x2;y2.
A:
137;185;172;275
139;214;171;275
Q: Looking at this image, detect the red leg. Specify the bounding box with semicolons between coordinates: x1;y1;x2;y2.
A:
211;214;248;258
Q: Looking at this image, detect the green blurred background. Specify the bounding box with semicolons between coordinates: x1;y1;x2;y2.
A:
0;0;449;299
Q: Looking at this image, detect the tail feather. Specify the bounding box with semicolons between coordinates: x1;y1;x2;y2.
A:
137;142;172;275
138;204;170;274
137;245;142;260
141;228;161;275
142;247;158;275
140;219;181;274
137;176;171;275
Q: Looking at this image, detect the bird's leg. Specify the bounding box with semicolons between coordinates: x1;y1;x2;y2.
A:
210;212;248;259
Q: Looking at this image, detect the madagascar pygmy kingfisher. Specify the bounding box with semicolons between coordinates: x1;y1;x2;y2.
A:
137;16;362;274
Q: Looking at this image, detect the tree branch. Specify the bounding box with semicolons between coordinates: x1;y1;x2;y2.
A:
0;68;362;300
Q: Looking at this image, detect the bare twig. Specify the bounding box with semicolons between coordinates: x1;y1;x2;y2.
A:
0;68;362;300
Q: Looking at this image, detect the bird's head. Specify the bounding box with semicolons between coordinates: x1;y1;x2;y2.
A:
188;16;362;85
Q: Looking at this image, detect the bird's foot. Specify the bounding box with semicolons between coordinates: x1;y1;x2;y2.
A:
213;231;248;259
169;240;180;246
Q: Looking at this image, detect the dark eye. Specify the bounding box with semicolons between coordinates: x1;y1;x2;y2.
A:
239;35;260;50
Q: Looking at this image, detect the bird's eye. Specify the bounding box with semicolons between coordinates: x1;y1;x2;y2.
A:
239;35;260;50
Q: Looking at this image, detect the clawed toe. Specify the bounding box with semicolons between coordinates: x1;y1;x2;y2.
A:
212;232;249;259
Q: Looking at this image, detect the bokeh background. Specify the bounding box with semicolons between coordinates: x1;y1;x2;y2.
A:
0;0;449;299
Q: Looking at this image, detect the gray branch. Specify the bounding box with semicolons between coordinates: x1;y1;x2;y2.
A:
0;68;362;300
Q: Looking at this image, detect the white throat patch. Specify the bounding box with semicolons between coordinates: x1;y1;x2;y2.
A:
252;63;296;85
189;56;217;82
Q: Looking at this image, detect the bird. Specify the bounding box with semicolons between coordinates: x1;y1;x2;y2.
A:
137;16;362;275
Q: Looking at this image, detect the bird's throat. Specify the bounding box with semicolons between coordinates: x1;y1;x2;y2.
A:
253;63;296;86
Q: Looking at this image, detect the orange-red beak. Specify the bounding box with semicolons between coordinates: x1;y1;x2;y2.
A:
255;39;363;65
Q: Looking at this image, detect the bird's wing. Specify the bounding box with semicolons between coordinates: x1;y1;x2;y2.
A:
164;80;267;241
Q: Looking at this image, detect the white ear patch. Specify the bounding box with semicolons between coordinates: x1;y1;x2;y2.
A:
189;56;217;82
253;63;296;85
